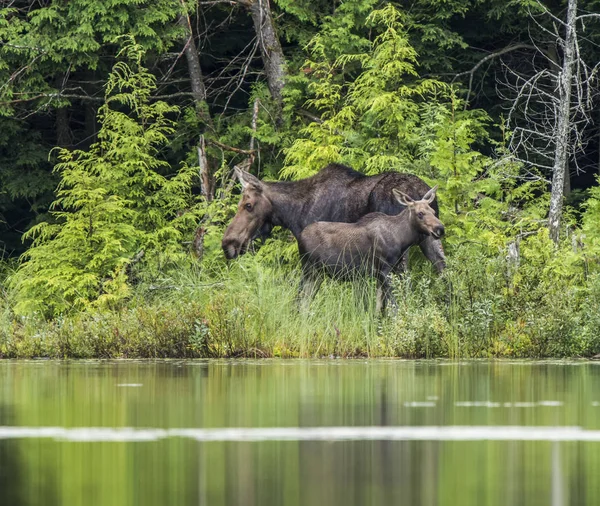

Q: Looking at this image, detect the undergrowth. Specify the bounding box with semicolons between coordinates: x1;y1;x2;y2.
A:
1;249;600;359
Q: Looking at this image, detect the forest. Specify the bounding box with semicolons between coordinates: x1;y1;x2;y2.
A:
1;0;600;358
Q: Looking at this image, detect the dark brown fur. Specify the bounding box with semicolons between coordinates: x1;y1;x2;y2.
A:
298;188;444;312
222;163;445;271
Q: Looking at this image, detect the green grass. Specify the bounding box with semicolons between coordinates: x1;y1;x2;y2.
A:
1;251;600;359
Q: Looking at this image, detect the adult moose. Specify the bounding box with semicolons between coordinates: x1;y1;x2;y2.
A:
298;187;444;312
221;163;445;272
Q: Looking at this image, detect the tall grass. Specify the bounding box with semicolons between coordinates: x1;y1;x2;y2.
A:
1;250;600;359
156;259;385;357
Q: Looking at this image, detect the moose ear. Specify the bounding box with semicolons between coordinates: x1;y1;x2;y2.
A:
234;167;263;192
422;185;438;204
392;188;414;206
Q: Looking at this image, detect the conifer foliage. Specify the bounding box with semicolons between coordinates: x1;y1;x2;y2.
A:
11;40;198;316
2;1;600;358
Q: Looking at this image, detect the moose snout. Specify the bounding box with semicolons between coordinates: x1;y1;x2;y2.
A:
222;238;240;260
433;225;445;239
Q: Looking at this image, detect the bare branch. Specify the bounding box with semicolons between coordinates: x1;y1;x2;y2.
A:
207;138;256;154
198;0;236;5
455;44;551;106
533;0;567;29
297;109;324;124
577;13;600;22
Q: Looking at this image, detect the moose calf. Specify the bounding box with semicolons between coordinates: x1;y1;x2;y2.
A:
297;187;444;312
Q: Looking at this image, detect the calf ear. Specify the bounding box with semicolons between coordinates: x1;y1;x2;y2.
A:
234;167;263;192
392;188;414;206
422;185;438;204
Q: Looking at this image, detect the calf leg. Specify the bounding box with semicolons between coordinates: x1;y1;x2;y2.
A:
376;275;397;314
391;250;409;276
419;236;446;273
358;279;378;312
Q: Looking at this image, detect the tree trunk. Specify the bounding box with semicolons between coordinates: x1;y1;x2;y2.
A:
240;0;285;115
548;0;577;244
179;4;213;197
84;101;98;147
197;135;213;201
56;106;71;148
564;163;571;197
79;70;99;148
177;12;207;105
54;76;71;148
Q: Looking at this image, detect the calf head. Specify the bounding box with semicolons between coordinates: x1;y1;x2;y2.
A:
392;186;445;239
221;168;274;260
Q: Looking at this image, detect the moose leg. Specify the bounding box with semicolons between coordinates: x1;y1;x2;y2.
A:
376;275;397;314
376;283;385;314
296;269;323;309
391;250;409;276
419;236;446;273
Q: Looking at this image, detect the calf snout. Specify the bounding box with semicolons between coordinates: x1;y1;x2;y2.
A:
433;224;445;239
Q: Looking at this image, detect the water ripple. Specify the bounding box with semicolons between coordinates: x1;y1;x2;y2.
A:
0;425;600;442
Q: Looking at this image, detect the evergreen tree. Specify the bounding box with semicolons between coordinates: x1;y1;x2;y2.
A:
10;40;199;316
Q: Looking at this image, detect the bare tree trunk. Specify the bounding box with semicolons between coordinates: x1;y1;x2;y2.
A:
564;164;571;197
197;135;213;201
548;0;577;244
192;224;206;259
177;11;207;105
193;136;213;261
248;97;259;163
546;45;572;200
239;0;285;114
179;4;214;197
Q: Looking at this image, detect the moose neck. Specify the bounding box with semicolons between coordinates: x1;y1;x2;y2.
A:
264;181;308;238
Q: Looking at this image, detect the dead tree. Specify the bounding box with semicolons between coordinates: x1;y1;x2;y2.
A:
500;0;600;244
236;0;285;115
547;0;577;244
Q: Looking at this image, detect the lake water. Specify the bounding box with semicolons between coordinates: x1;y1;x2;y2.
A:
1;360;599;506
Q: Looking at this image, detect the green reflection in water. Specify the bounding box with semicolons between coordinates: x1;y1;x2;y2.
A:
0;360;599;506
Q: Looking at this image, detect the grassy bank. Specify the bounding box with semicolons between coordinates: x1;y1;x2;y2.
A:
1;249;600;359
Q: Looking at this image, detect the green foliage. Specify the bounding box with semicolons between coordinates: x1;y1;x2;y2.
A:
1;0;600;358
285;5;509;250
10;40;199;316
0;0;187;255
0;0;182;119
284;5;437;177
582;177;600;253
2;0;181;66
3;255;600;359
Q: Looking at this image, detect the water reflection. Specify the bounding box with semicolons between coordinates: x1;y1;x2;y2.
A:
0;405;24;506
0;360;598;505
